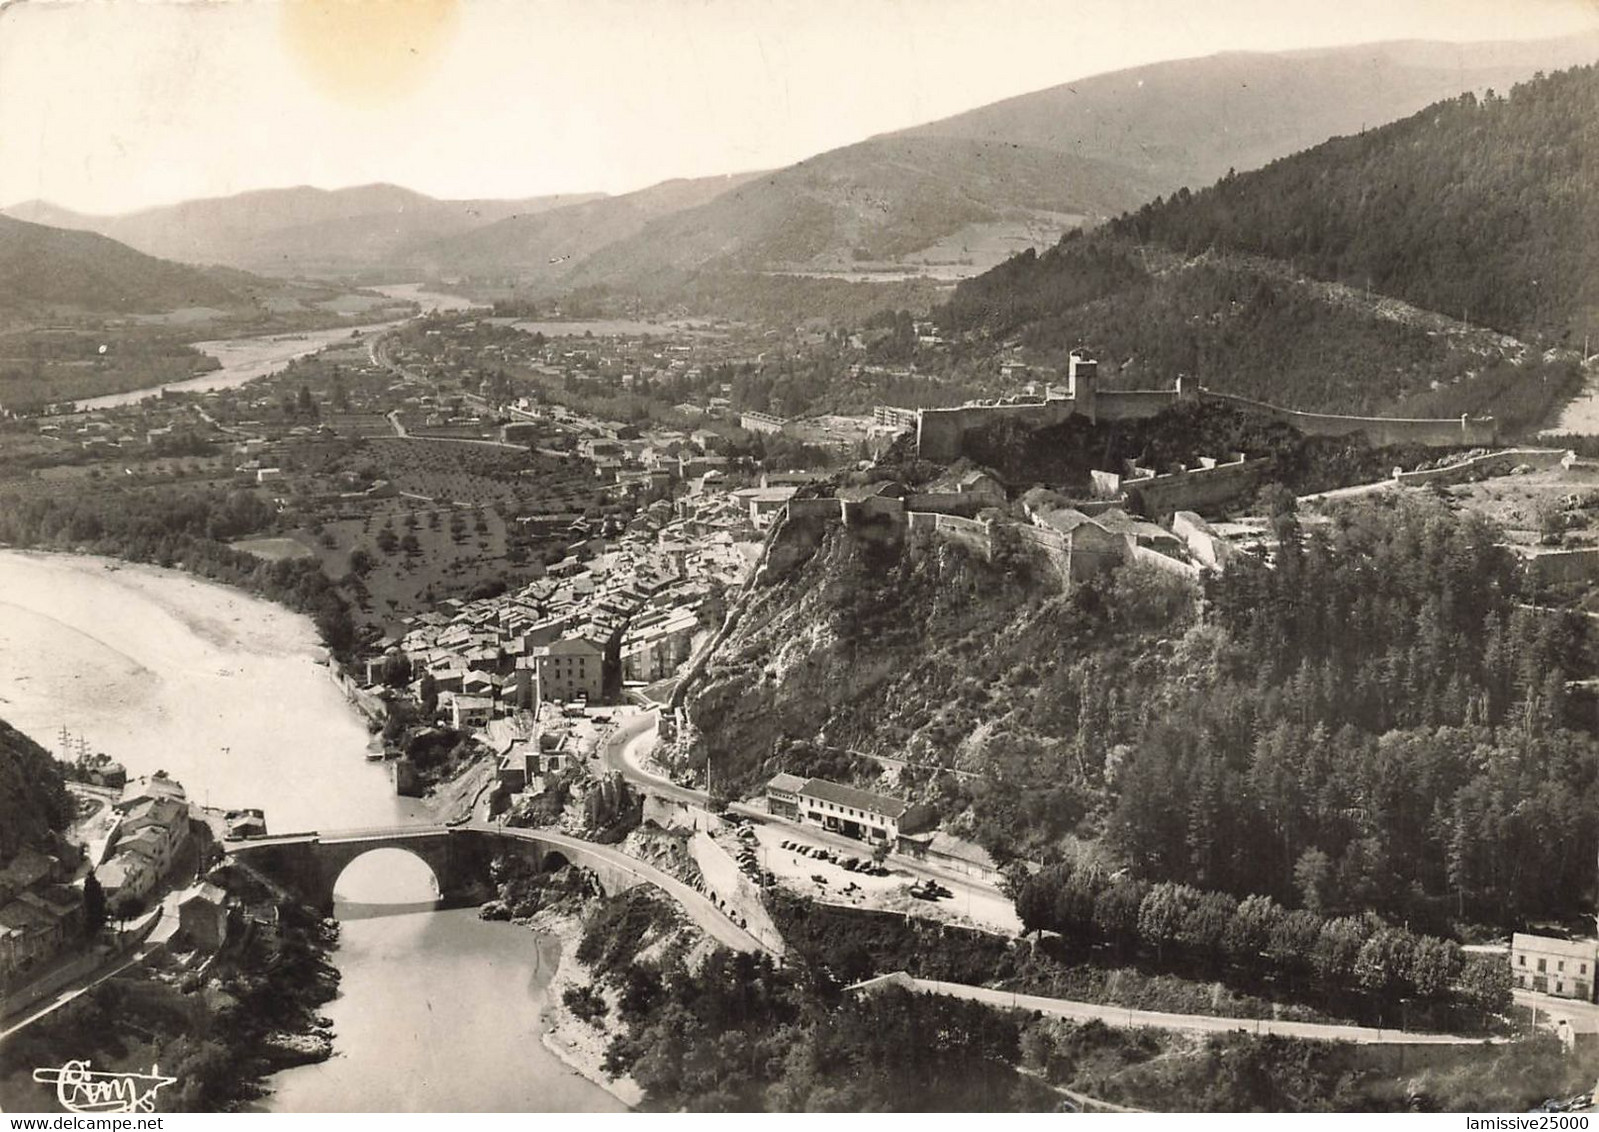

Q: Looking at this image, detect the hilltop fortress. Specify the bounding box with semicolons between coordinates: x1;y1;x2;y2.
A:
913;355;1499;462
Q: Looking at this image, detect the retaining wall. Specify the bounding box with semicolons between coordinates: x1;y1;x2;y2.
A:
1124;457;1273;516
1516;547;1599;585
1391;447;1571;488
689;831;786;955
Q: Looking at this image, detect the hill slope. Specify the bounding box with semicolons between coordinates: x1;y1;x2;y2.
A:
562;137;1156;289
4;183;603;278
936;63;1599;429
0;214;255;314
0;717;71;864
902;35;1599;199
1103;63;1599;342
555;33;1599;300
404;172;764;286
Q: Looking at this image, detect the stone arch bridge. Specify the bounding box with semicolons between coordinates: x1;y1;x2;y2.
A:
223;821;771;954
225;823;646;915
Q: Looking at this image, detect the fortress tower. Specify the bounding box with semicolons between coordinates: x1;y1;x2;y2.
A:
1067;352;1098;422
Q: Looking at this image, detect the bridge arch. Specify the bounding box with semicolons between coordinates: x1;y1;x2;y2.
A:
330;846;443;911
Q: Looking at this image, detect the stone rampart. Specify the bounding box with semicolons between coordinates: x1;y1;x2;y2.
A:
916;400;1079;461
1515;547;1599;586
1391;447;1570;487
915;380;1497;463
1125;456;1274;516
1197;391;1497;447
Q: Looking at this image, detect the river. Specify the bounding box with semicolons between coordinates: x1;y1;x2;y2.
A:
72;283;478;413
267;853;624;1113
0;550;620;1111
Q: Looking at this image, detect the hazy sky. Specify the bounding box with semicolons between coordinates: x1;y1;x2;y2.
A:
1;0;1595;215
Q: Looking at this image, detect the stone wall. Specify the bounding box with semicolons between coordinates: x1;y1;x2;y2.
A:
1515;547;1599;586
1390;447;1570;487
1125;456;1274;516
1197;391;1497;447
1131;544;1202;580
914;381;1498;463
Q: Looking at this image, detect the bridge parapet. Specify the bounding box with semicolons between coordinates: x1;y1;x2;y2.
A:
226;824;645;914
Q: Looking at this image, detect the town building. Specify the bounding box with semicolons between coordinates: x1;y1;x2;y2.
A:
785;777;934;845
177;882;229;951
896;831;1001;884
764;773;806;821
1512;933;1598;1001
445;692;494;730
533;636;606;703
739;410;787;435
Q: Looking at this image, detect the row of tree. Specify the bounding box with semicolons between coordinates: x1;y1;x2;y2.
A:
1012;862;1512;1014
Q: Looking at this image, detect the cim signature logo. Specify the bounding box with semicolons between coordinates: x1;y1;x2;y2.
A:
32;1060;176;1113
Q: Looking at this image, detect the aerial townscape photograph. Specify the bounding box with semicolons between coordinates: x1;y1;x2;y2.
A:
1;0;1599;1119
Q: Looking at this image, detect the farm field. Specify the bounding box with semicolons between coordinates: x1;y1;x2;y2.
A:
232;535;317;561
353;438;601;510
325;412;400;439
292;503;545;631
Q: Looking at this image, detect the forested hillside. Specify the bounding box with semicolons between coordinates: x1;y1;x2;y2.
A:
0;718;71;863
937;64;1597;431
1106;65;1599;342
688;492;1598;935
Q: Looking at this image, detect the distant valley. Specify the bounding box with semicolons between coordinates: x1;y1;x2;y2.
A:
8;31;1597;309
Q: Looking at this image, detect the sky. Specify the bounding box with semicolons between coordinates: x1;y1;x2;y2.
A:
0;0;1596;215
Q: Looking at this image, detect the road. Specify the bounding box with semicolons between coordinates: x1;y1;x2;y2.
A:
464;821;768;955
856;973;1491;1046
1515;987;1599;1034
0;891;181;1042
598;708;708;808
595;709;1021;933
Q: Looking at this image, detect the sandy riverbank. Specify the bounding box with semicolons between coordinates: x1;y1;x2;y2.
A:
0;549;424;831
523;906;644;1111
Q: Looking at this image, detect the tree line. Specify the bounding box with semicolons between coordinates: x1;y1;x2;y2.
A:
1011;861;1511;1020
0;485;357;657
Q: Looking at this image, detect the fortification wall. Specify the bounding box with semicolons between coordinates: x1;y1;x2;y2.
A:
1198;391;1497;447
1131;544;1202;580
1516;547;1599;586
1391;447;1570;487
1011;524;1073;584
1095;390;1182;421
903;492;991;517
841;496;905;525
785;498;846;522
916;400;1078;461
917;384;1495;463
911;512;992;559
1127;457;1273;516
